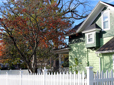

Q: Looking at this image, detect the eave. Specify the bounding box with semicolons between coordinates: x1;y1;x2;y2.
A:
52;48;70;54
77;1;109;33
82;28;101;33
96;50;114;54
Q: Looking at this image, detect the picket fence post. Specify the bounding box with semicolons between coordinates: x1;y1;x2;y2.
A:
43;67;47;85
86;67;93;85
6;72;8;85
20;69;22;85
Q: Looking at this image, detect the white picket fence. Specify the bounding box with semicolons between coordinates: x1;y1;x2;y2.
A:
93;70;114;85
0;67;114;85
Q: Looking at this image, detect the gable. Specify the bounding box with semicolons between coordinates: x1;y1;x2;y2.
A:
77;1;114;33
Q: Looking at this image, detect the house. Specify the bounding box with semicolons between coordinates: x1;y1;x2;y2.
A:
53;1;114;73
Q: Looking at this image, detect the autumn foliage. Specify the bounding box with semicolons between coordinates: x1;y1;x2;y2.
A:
0;0;71;72
0;0;89;73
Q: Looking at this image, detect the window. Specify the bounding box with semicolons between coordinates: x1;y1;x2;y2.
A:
88;34;93;42
102;10;110;30
86;32;94;44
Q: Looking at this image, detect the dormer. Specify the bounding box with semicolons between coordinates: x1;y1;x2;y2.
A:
82;24;101;48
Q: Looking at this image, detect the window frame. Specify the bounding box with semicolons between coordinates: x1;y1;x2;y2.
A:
86;32;95;44
101;10;110;31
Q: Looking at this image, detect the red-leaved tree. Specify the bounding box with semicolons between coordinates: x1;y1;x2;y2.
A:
0;0;89;73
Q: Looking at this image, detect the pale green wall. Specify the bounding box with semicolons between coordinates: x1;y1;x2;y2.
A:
69;8;114;73
96;9;114;38
69;37;113;73
100;53;113;72
100;37;112;46
85;33;100;48
69;39;99;72
99;37;114;72
69;41;87;72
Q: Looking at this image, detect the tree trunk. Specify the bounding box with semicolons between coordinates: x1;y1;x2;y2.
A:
32;51;37;73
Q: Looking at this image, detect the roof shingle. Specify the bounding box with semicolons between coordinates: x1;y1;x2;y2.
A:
96;37;114;53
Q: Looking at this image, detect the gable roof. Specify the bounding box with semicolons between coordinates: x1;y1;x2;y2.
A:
73;21;83;31
96;37;114;53
82;23;101;33
52;46;70;54
67;21;83;35
76;1;114;33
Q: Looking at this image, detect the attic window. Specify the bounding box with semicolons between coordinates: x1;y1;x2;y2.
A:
86;32;94;44
102;10;110;30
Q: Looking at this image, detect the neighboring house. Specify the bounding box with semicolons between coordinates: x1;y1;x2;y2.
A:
54;1;114;73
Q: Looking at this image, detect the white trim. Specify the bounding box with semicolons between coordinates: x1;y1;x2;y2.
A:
76;1;105;33
52;48;70;54
82;28;101;33
101;10;110;31
86;32;95;44
96;50;114;53
69;1;113;35
100;1;114;9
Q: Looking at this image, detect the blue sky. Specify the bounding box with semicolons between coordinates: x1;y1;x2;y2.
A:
0;0;114;43
0;0;114;7
73;0;114;25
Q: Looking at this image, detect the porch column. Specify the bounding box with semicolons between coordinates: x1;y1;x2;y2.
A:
59;54;62;72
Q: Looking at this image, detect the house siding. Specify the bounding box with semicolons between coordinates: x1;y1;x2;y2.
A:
96;9;114;38
101;53;113;72
69;36;113;73
69;41;87;72
100;37;113;72
69;38;99;72
69;7;114;73
85;33;96;48
85;33;100;48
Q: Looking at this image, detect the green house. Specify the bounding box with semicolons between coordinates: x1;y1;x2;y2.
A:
54;1;114;73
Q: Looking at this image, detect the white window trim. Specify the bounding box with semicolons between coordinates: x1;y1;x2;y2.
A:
113;54;114;70
86;32;95;44
101;10;110;31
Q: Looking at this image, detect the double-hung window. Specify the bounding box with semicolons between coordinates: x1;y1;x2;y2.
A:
88;34;93;42
86;32;94;44
102;10;110;30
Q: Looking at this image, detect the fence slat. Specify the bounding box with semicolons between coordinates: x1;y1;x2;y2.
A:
106;70;109;85
1;67;114;85
96;71;99;85
6;72;8;85
20;70;22;85
101;71;104;85
82;71;85;85
70;72;72;85
67;72;68;85
111;70;113;85
74;71;75;85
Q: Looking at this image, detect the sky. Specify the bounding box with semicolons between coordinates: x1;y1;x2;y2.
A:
0;0;114;6
73;0;114;25
90;0;114;6
0;0;114;44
